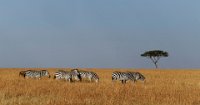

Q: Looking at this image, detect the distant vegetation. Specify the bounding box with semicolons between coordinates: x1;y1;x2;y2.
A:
141;50;169;68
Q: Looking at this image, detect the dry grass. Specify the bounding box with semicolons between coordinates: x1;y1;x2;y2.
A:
0;68;200;105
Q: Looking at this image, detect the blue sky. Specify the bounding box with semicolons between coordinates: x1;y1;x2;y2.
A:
0;0;200;68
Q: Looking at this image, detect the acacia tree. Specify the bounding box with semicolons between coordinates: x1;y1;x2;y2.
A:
141;50;168;68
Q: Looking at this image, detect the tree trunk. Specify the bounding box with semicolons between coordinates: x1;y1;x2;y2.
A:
154;62;158;68
150;57;159;69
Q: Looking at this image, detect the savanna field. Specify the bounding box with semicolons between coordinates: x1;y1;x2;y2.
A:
0;68;200;105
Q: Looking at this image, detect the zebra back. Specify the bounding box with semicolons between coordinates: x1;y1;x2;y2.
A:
78;70;99;82
112;71;135;84
89;72;99;83
54;70;67;79
24;70;50;79
20;70;33;78
40;70;51;78
127;72;145;82
54;70;75;82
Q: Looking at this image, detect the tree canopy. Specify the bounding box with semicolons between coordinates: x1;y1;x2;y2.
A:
141;50;168;68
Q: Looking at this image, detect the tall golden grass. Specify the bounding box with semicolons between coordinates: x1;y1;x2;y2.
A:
0;68;200;105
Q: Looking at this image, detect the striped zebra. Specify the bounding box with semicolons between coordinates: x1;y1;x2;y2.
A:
74;69;99;83
112;71;136;84
54;70;73;82
126;72;145;83
70;69;81;82
54;70;68;80
19;70;27;77
19;70;33;78
54;69;81;82
24;70;50;79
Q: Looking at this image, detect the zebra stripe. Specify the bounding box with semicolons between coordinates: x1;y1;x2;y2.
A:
54;70;72;82
78;70;99;83
70;69;81;82
24;70;50;79
54;70;68;80
19;70;33;78
112;71;135;84
54;69;81;82
126;72;145;82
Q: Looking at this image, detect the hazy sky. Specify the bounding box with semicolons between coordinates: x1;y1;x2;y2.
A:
0;0;200;68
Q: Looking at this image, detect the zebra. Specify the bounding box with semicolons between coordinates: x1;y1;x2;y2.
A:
54;70;68;80
54;69;81;82
19;70;27;77
112;71;136;84
126;72;146;83
74;69;99;83
70;69;81;82
19;70;33;78
24;70;51;79
54;70;73;82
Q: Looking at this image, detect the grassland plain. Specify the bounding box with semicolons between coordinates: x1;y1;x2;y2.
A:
0;68;200;105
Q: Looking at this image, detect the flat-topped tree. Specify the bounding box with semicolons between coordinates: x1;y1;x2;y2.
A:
141;50;168;68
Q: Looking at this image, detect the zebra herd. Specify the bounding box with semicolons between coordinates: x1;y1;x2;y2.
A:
19;69;145;84
53;69;99;82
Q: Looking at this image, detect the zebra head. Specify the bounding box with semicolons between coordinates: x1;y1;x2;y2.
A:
112;71;120;81
132;72;145;82
70;69;81;81
94;77;99;83
19;71;26;77
92;72;99;83
138;73;145;82
41;70;51;78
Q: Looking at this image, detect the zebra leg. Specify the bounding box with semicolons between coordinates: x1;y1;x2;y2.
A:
53;75;56;79
74;76;81;82
36;76;40;79
23;74;26;79
88;77;92;82
78;75;82;82
133;79;136;83
95;79;99;83
121;80;126;84
24;75;29;79
69;78;72;83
